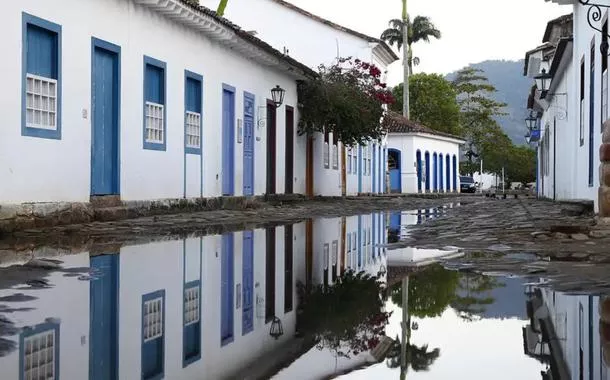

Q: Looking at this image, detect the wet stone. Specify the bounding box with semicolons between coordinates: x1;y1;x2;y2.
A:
571;233;590;241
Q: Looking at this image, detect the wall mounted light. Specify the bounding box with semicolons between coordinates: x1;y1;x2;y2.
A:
271;85;286;108
270;317;284;339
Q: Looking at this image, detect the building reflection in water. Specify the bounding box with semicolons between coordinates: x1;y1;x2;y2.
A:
523;284;610;379
0;213;387;380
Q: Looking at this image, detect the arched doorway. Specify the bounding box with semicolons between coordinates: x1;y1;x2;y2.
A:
416;150;422;193
388;149;402;193
432;153;438;192
446;154;451;193
452;155;457;192
424;152;431;192
439;154;444;192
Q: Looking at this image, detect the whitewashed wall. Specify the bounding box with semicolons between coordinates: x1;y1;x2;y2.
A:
0;0;305;204
0;253;91;380
200;0;393;196
387;134;461;194
539;288;606;380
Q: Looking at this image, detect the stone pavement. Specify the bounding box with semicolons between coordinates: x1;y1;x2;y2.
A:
0;194;474;255
403;197;610;293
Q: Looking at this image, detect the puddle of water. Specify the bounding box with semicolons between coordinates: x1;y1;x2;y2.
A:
0;210;604;379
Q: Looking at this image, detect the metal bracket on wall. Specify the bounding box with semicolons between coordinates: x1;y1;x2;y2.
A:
578;0;610;55
257;106;266;130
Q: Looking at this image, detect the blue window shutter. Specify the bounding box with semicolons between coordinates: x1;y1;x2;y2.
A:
221;234;234;345
185;77;201;113
26;24;58;78
141;290;165;380
145;64;164;104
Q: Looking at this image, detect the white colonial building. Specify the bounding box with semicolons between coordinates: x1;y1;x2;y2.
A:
0;214;387;379
384;112;464;194
526;2;610;213
523;285;610;379
199;0;400;196
0;0;318;208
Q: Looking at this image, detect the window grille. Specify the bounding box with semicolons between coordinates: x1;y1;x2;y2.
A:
324;143;330;168
143;297;164;342
323;244;329;270
26;74;57;130
185;111;201;149
332;240;338;266
347;150;352;173
332;145;339;169
23;329;56;380
184;286;200;326
145;101;164;144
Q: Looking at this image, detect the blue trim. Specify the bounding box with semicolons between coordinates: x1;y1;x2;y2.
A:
91;37;121;196
21;13;62;140
357;216;362;268
141;289;165;380
242;230;255;335
382;148;386;193
221;233;235;346
184;70;203;155
243;92;256;196
424;151;431;192
143;55;167;151
372;143;377;193
182;279;202;367
222;83;236;93
358;145;363;193
438;153;444;191
19;321;60;380
416;150;422;193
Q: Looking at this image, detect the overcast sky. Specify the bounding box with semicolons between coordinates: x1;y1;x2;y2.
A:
285;0;571;84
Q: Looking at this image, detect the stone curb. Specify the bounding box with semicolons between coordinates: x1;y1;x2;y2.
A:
0;193;470;235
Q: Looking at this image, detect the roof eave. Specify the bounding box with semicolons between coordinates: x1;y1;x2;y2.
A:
133;0;316;80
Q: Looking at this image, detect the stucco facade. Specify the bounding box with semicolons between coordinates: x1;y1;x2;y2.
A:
200;0;398;195
1;0;313;206
385;113;464;194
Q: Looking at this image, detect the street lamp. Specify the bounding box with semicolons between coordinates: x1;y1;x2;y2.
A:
269;316;284;339
525;114;538;131
271;85;286;108
534;69;552;95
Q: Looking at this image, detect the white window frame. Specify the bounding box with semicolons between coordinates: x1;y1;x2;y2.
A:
184;286;200;326
332;240;338;267
323;243;329;270
23;328;56;380
353;150;358;175
324;142;330;169
145;101;165;144
185;111;201;149
143;296;164;342
347;149;352;173
332;143;339;170
25;74;58;131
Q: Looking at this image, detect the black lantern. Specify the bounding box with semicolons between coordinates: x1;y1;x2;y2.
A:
271;85;286;108
525;114;538;131
270;316;284;339
534;69;552;93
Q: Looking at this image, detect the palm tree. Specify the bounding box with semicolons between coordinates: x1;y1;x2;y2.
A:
380;15;441;74
386;334;440;379
217;0;228;16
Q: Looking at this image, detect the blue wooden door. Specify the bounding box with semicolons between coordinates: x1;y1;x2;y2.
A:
446;155;451;192
222;88;235;196
388;149;401;193
452;156;457;191
432;154;438;191
243;93;255;196
90;254;119;380
91;43;120;196
221;233;234;345
589;50;595;186
242;231;254;334
416;151;422;193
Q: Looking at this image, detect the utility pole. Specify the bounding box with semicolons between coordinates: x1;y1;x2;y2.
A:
402;0;410;119
400;276;409;378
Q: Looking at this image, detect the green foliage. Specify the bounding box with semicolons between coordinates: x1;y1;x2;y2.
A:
451;273;506;321
505;145;537;184
297;270;391;358
391;74;461;136
380;15;441;71
390;264;460;318
298;58;394;147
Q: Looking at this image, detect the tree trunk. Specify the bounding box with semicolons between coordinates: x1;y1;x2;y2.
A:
217;0;228;16
402;0;409;119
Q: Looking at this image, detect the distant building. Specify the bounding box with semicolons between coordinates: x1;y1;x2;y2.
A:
383;112;464;194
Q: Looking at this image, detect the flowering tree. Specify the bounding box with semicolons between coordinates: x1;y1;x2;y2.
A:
298;57;395;147
297;270;392;358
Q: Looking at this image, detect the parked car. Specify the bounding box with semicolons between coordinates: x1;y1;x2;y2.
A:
460;176;477;193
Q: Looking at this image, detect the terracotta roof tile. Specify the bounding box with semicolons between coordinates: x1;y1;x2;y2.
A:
383;111;464;141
